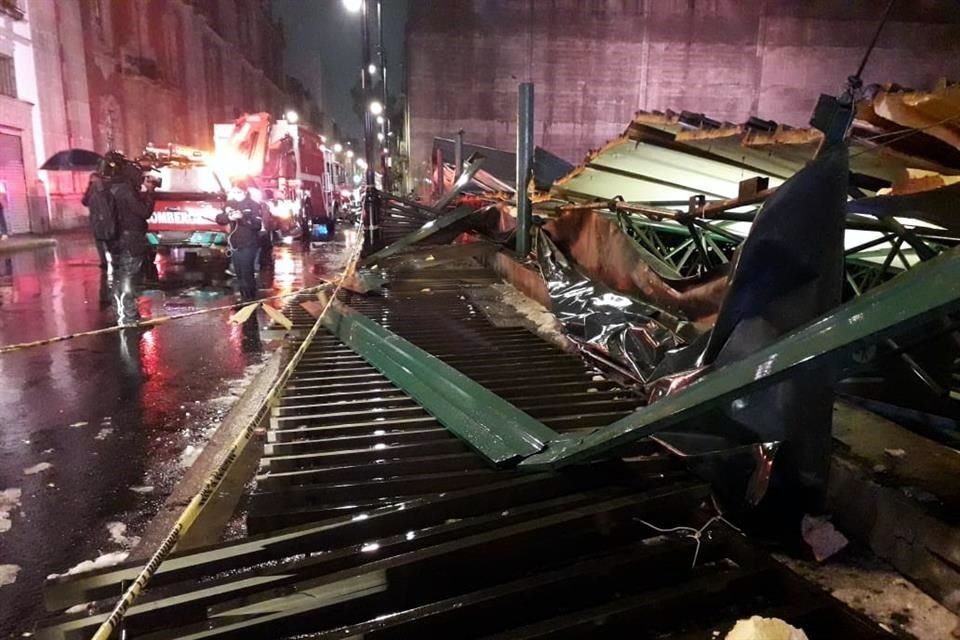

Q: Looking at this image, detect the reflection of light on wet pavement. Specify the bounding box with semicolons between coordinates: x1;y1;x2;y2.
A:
270;248;297;300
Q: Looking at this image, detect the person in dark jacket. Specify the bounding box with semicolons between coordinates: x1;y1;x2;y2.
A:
82;172;111;268
257;189;275;272
107;158;155;325
217;185;262;302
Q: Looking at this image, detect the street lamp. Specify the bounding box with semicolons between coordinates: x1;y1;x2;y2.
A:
333;143;343;153
376;115;385;125
368;63;377;75
285;110;299;124
369;100;384;116
377;132;384;142
342;0;362;12
346;150;355;158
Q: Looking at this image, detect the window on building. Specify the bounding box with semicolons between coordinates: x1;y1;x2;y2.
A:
0;55;17;99
0;0;24;21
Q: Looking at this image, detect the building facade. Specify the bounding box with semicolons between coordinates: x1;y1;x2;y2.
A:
6;0;317;232
406;0;960;182
0;1;46;234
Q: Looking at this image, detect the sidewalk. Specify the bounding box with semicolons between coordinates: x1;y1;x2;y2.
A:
0;233;57;253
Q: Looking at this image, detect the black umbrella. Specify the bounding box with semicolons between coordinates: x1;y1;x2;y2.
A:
40;148;102;172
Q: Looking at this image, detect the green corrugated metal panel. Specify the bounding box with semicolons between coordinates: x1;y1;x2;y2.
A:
555;139;784;204
321;301;560;465
362;206;475;267
520;245;960;469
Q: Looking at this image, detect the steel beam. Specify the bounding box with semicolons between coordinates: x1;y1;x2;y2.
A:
520;246;960;469
516;82;534;257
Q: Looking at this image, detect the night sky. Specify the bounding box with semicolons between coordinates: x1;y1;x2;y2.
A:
272;0;410;141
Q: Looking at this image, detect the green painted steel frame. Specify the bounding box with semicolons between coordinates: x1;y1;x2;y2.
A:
519;245;960;469
320;300;560;465
324;246;960;471
361;205;475;267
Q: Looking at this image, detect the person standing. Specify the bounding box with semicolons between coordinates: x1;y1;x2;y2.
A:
257;189;275;272
82;172;111;268
0;180;8;240
217;184;261;302
88;153;155;325
111;159;155;325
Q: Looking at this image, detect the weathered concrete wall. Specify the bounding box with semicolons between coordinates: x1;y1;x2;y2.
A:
406;0;960;180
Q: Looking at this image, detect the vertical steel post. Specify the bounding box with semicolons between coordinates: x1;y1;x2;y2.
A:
376;0;390;194
361;0;379;252
515;83;534;257
454;129;464;181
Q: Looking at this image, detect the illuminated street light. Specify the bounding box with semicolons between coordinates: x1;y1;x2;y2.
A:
368;63;377;75
285;110;299;124
356;158;368;169
382;148;389;155
388;131;394;137
333;143;343;153
369;100;384;116
342;0;362;12
377;132;384;141
376;115;385;125
346;150;355;158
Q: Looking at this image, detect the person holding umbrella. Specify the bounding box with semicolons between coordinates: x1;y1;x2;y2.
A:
84;152;156;325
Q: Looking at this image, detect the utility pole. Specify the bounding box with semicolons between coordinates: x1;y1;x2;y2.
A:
360;0;378;251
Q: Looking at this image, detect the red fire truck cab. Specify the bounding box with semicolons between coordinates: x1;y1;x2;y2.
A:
214;113;344;240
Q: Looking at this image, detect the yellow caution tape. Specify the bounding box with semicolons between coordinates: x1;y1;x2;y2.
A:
89;229;365;640
0;281;330;356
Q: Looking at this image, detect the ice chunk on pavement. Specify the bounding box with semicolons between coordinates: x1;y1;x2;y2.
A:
179;444;201;468
725;616;809;640
0;488;21;534
801;515;848;563
68;421;88;428
0;564;20;587
107;522;140;548
94;428;114;441
23;462;52;475
48;551;129;578
65;602;93;614
129;485;154;494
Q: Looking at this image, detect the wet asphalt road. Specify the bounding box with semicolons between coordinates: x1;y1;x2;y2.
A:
0;232;350;637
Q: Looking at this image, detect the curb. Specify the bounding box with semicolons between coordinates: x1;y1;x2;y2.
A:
130;338;291;559
0;237;57;254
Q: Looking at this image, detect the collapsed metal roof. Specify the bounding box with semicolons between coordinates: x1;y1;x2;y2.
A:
433;137;573;192
553;82;960;205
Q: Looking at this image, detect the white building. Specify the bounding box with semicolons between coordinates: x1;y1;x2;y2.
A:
0;0;49;234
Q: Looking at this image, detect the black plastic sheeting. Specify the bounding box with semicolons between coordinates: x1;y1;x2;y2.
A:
536;144;850;510
534;228;695;384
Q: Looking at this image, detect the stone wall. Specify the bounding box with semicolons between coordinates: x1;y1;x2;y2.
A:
28;0;297;230
406;0;960;180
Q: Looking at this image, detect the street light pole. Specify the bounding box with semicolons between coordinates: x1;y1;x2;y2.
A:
360;0;378;251
376;0;390;193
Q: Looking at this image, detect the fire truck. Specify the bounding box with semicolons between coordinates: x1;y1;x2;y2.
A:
213;112;345;240
144;113;344;250
144;144;228;250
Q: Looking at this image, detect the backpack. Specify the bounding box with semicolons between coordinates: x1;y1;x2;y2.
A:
88;182;119;241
